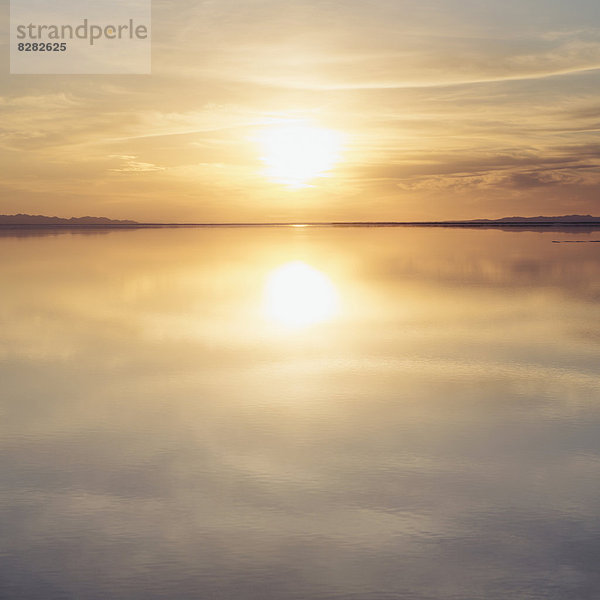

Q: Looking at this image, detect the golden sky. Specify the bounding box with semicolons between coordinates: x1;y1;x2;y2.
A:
1;0;600;222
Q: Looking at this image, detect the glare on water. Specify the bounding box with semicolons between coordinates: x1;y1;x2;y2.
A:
263;260;339;327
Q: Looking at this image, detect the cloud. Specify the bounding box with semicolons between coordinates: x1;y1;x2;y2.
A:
109;155;165;173
152;3;600;91
0;0;599;220
394;164;599;193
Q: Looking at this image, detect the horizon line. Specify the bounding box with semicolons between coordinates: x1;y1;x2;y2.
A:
3;219;600;229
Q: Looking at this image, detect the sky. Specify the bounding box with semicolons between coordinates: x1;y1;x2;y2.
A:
1;0;599;222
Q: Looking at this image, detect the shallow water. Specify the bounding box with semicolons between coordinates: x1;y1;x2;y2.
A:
1;226;600;599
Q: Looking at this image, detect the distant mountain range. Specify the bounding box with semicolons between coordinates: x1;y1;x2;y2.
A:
0;214;138;225
467;215;600;224
0;214;599;226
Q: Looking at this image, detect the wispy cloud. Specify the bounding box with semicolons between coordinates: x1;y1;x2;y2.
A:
109;155;165;173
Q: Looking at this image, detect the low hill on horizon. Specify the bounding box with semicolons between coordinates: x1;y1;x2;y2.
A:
0;214;138;225
468;214;600;223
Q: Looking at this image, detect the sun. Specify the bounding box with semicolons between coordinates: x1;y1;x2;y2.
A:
257;122;343;187
264;261;339;328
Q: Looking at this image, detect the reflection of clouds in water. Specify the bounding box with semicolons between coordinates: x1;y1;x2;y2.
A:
359;230;600;304
2;227;600;599
373;254;600;289
3;361;600;599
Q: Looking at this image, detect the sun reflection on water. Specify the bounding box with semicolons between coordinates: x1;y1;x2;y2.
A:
264;261;339;328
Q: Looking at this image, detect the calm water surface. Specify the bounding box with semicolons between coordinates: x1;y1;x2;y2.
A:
1;226;600;599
